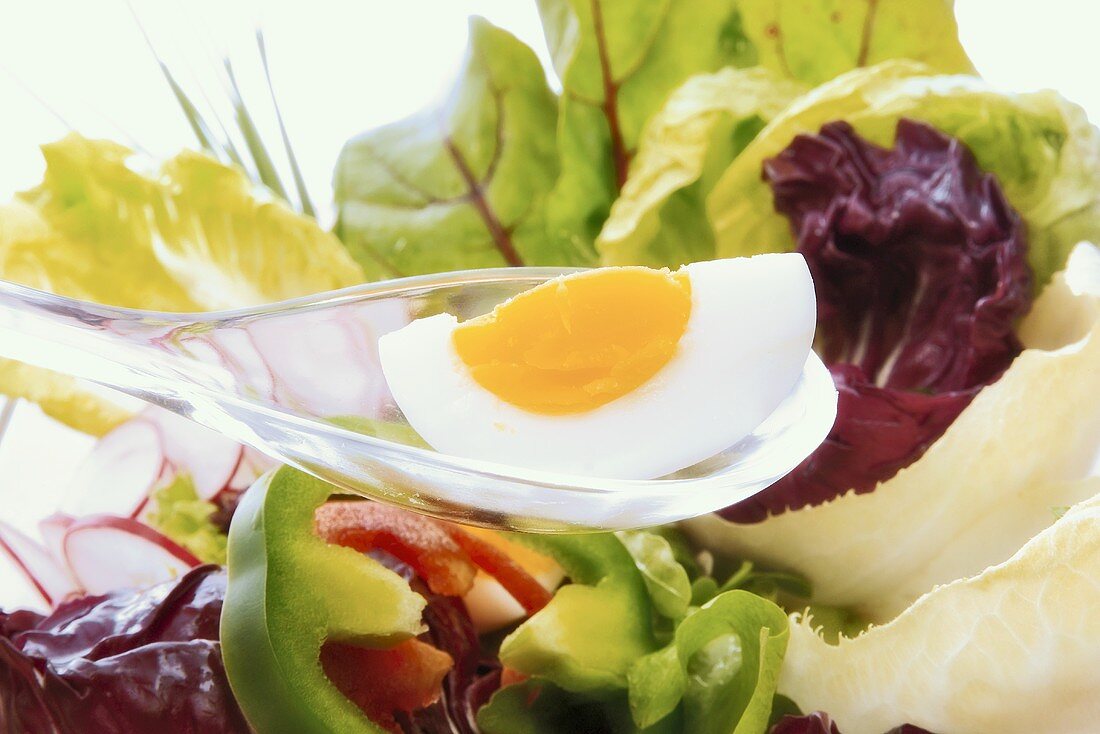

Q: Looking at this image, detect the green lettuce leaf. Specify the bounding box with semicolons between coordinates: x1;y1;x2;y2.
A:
145;475;227;564
779;485;1100;734
333;18;578;275
478;679;677;734
616;529;693;619
707;61;1100;286
497;532;796;732
597;67;806;267
738;0;973;85
537;0;758;253
628;590;788;733
685;243;1100;621
0;134;365;432
499;533;657;694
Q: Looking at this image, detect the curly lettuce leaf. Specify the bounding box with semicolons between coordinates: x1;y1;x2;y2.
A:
146;475;228;565
686;243;1100;621
779;486;1100;734
334;18;575;275
537;0;758;254
708;62;1100;286
738;0;973;86
597;68;806;267
628;590;788;733
0;134;365;432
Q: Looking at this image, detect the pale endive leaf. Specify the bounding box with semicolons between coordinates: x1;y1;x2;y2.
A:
779;483;1100;734
684;243;1100;620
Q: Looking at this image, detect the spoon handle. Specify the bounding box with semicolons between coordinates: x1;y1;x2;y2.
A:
0;279;225;406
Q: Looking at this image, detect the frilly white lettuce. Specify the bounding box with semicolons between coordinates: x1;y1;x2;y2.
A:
778;479;1100;734
685;242;1100;621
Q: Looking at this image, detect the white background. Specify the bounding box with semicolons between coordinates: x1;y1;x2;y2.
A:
0;0;1098;606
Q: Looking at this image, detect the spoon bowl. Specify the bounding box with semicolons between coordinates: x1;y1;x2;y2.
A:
0;269;836;531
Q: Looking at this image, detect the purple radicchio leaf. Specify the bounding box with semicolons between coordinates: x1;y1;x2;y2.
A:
770;711;936;734
0;564;249;734
723;119;1032;523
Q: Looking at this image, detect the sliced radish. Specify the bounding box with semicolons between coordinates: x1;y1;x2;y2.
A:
0;521;80;605
142;408;244;500
62;516;200;595
62;419;167;517
248;310;389;416
37;513;76;567
227;446;275;491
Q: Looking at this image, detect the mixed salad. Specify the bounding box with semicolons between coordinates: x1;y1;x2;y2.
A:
2;2;1100;733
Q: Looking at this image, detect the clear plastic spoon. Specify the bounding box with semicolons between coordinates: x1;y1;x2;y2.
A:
0;269;836;532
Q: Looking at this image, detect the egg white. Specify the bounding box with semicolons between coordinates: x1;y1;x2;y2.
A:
378;254;816;479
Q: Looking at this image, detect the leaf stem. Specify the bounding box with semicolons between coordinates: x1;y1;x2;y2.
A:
590;0;630;192
443;138;523;267
857;0;880;67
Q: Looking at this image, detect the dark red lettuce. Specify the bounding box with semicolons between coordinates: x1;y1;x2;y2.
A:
0;565;249;734
770;712;935;734
370;552;501;734
723;119;1031;522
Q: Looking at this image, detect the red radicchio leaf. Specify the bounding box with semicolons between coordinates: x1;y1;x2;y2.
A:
770;712;936;734
0;565;249;734
723;119;1032;522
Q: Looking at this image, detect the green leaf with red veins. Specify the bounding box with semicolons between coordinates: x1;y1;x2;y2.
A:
333;18;574;276
536;0;759;255
737;0;973;86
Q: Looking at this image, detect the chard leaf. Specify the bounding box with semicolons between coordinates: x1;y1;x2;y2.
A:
628;590;789;733
738;0;973;86
597;67;806;267
333;19;575;276
537;0;757;253
616;529;693;619
707;62;1100;286
686;244;1100;621
780;486;1100;734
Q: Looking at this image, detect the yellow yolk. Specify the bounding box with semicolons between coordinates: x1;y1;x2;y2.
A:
452;267;692;414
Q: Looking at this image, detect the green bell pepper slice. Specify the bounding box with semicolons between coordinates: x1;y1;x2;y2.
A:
221;467;426;734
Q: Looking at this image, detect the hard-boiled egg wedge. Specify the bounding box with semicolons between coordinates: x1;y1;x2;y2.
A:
379;254;816;479
460;528;563;632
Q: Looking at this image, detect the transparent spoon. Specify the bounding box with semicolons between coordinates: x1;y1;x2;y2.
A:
0;269;836;532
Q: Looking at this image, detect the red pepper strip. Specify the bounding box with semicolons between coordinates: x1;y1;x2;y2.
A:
322;639;453;734
439;525;553;615
315;502;477;597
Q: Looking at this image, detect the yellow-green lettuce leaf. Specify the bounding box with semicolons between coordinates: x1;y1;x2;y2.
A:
685;243;1100;621
334;18;576;275
738;0;973;86
0;134;365;432
597;67;806;267
779;483;1100;734
146;475;228;565
707;61;1100;286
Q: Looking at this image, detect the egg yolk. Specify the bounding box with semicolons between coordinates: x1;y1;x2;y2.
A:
452;267;692;414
